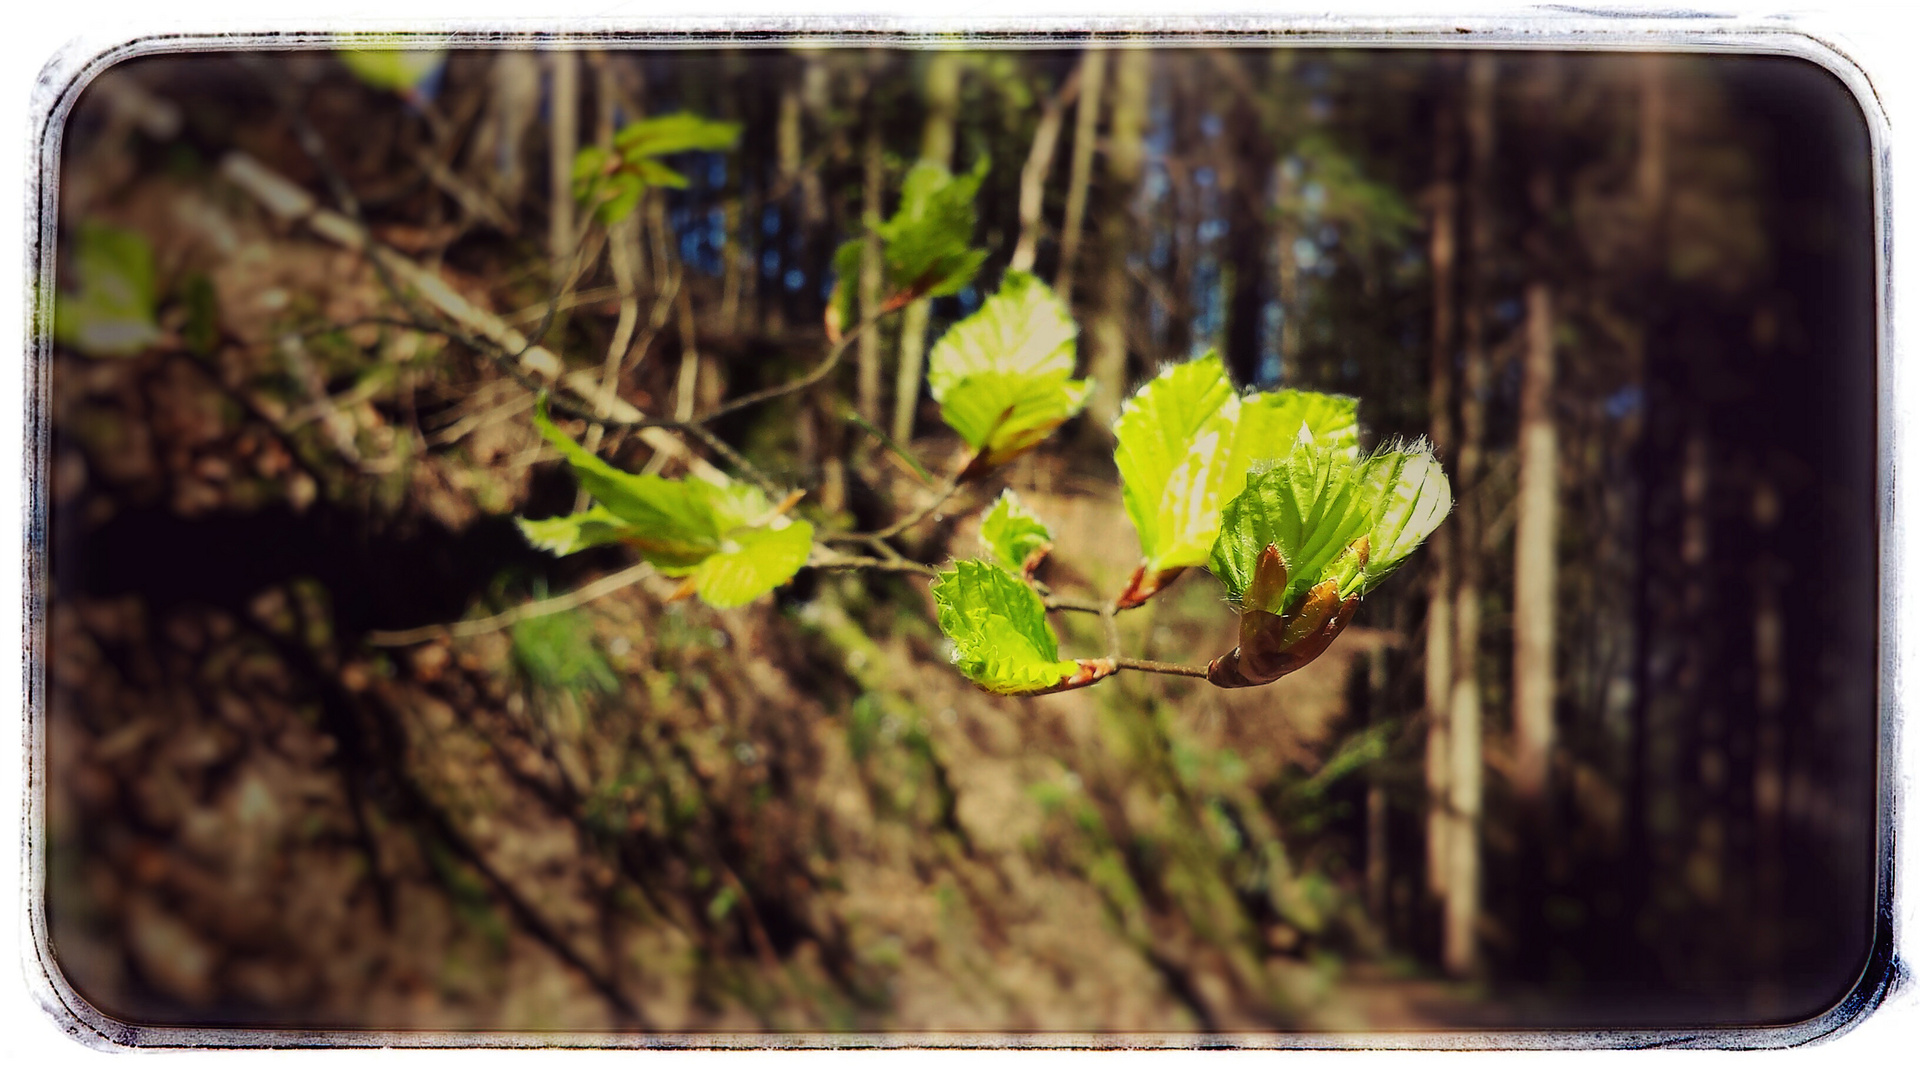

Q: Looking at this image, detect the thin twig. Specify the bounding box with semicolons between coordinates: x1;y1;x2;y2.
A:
366;562;655;647
1043;596;1108;615
826;471;964;543
1113;657;1211;679
808;552;941;579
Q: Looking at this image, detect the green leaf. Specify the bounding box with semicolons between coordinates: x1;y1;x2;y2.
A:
54;222;161;358
938;372;1090;466
928;271;1088;463
520;398;811;607
614;112;743;157
927;270;1077;399
338;48;446;93
1114;356;1365;578
876;157;989;300
516;506;644;557
1210;442;1377;614
688;520;814;609
576;112;740;225
979;490;1052;573
1226;388;1361;483
1113;353;1239;572
933;560;1080;694
1355;439;1451;593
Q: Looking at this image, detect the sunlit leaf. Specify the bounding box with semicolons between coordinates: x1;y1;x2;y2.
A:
1113;353;1239;573
1355;439;1451;592
688;520;814;609
979;489;1052;573
1210;442;1376;614
933;559;1080;694
53;222;161;358
1226;388;1361;482
516;505;644;558
928;271;1089;465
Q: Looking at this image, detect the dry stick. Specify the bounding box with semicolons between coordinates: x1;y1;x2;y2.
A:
219;151;733;490
367;562;658;647
672;288;701;422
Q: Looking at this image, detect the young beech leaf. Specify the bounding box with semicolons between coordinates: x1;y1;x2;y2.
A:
531;400;733;565
54;222;161;358
687;521;815;609
520;400;813;607
883;157;990;299
1355;440;1452;591
517;505;646;558
1226;388;1361;483
928;271;1089;468
1112;354;1239;573
933;560;1080;695
1210;442;1377;615
979;490;1053;574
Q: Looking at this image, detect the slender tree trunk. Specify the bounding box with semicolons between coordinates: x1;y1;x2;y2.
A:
546;51;581;345
1424;76;1460;907
891;53;964;445
1011;71;1076;273
1444;52;1496;979
1512;277;1557;805
1086;49;1150;430
1055;50;1107;307
857;96;886;424
1223;89;1274;389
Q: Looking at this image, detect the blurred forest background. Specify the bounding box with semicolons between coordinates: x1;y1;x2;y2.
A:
40;43;1880;1036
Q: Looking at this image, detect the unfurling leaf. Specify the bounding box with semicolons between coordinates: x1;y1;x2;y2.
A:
54;222;161;358
1356;439;1452;592
1204;438;1451;688
979;489;1053;574
517;398;812;607
1110;353;1360;607
933;560;1080;695
928;271;1089;471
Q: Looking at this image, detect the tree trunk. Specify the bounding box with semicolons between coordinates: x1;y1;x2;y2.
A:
1512;277;1557;805
1424;74;1460;907
546;51;581;346
891;53;964;446
1011;71;1075;274
1086;49;1150;430
1054;50;1107;307
1443;51;1495;979
857;98;886;424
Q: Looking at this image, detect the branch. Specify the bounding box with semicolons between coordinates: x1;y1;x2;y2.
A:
366;561;656;647
808;552;940;578
824;471;965;544
1113;657;1212;679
